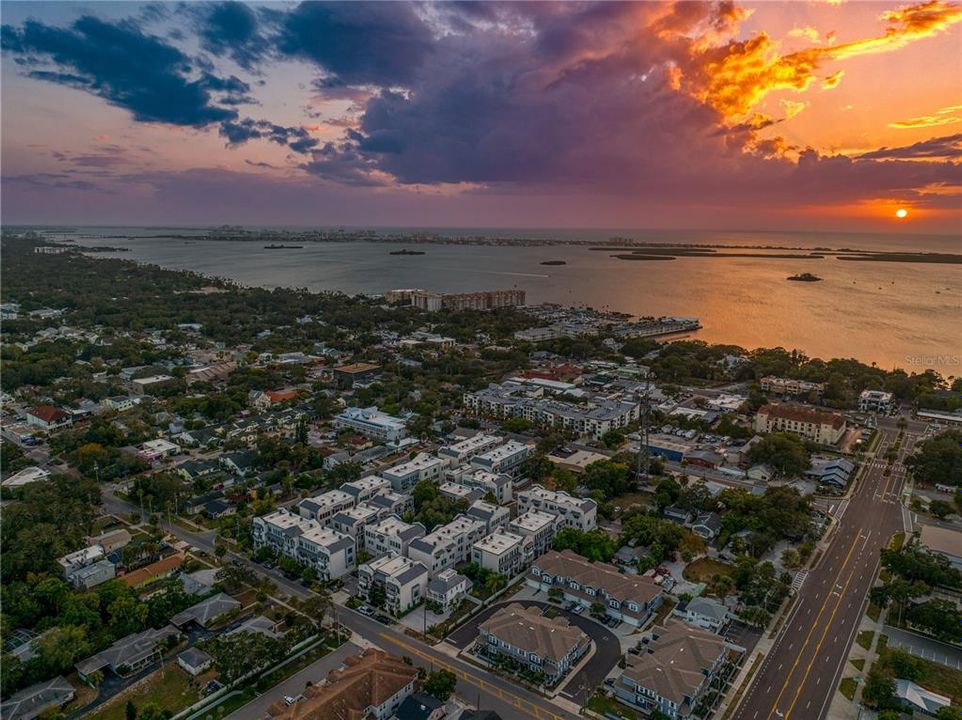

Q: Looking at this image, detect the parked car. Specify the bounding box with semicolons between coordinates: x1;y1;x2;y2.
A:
358;605;375;616
284;696;296;707
375;614;393;625
571;605;585;615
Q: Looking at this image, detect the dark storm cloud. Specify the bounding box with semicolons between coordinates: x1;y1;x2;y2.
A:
858;134;962;161
276;2;434;86
0;15;246;127
219;118;319;154
197;1;275;71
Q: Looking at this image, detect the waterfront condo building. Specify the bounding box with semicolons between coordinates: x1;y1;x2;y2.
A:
753;404;847;445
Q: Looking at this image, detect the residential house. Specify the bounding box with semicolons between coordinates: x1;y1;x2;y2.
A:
395;693;445;720
806;457;856;489
470;440;532;479
673;597;729;633
25;405;71;431
0;676;76;720
894;679;951;716
341;475;391;504
298;490;355;526
332;504;382;549
508;510;560;563
295;525;356;580
439;482;483;505
407;514;486;576
746;464;775;483
690;513;723;541
382;453;445;492
438;434;503;464
455;468;513;504
478;604;590;684
465;500;510;534
120;553;185;589
76;626;180;681
426;569;472;611
177;647;214;677
86;529;132;554
170;593;241;629
859;390;894;413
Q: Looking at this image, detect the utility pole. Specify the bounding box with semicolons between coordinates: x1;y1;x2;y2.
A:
636;372;651;487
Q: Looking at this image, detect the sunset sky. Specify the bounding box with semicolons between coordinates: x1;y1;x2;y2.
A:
2;0;960;232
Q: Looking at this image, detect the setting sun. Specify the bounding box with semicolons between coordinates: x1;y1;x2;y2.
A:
896;208;908;219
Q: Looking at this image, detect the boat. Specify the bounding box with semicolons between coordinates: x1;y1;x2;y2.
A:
540;260;567;266
389;249;425;255
264;244;304;249
787;273;823;282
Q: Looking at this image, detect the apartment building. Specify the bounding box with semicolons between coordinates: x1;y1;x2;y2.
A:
341;475;392;504
364;515;427;559
267;649;418;720
358;554;429;616
470;440;532;479
463;383;639;439
332;503;382;548
295;525;356;580
472;530;526;577
613;622;732;720
759;376;824;397
517;485;598;531
754;404;847;445
478;604;590;685
439;482;483;505
333;406;409;443
528;550;663;626
407;514;486;575
382;453;446;492
426;569;473;611
438;434;503;464
297;490;354;526
456;468;513;504
509;510;561;562
251;508;320;557
366;491;414;518
859;389;894;413
465;500;510;534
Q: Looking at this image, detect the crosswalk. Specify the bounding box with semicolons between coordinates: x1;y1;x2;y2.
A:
791;570;808;593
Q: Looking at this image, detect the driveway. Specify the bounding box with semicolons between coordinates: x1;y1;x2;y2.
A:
884;626;962;670
444;599;622;706
224;641;361;720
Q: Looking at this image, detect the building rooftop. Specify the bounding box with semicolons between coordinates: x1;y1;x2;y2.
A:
533;550;662;608
474;530;524;555
480;604;588;662
758;403;845;429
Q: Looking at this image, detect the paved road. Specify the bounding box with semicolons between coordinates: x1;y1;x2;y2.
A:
224;641;361;720
336;606;580;720
883;626;962;671
100;488;568;720
732;419;919;720
445;599;622;706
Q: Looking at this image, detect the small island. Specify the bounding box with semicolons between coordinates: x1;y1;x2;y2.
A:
540;260;567;266
787;273;823;282
389;249;426;255
264;244;304;249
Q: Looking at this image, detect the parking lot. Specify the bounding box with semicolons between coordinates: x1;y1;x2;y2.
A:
721;619;763;653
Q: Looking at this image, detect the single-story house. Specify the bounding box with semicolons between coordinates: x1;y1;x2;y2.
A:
170;593;241;629
177;647;214;677
690;513;723;541
0;676;75;720
76;626;180;681
894;679;951;716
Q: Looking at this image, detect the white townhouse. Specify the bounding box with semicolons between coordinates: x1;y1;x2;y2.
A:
438;434;504;464
407;514;486;576
357;554;429;616
470;440;532;479
364;515;427;559
297;490;355;526
471;530;526;577
382;453;446;492
516;485;598;531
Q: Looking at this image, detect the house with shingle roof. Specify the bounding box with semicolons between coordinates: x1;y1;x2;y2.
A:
76;626;180;681
170;592;241;629
478;603;590;684
266;649;417;720
613;621;737;719
0;676;75;720
528;549;663;626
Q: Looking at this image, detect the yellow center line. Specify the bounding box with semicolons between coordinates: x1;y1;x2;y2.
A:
785;531;871;718
766;529;863;717
380;633;560;720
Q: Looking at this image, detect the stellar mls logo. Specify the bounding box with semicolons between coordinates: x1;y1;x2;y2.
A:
904;354;961;367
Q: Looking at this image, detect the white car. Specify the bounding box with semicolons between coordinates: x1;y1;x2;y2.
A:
283;696;296;707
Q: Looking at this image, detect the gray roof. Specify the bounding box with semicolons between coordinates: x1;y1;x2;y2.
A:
171;592;241;628
681;597;729;622
895;679;951;714
76;626;179;676
394;564;429;585
0;676;75;720
427;572;471;594
177;647;213;669
226;615;280;638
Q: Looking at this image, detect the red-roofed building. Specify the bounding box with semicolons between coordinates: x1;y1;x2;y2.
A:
754;404;846;445
26;404;71;431
251;389;299;410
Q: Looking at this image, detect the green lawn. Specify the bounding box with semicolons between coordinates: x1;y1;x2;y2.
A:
586;693;639;720
682;558;735;595
866;602;882;622
855;630;874;651
850;658;865;671
86;666;201;720
877;646;962;704
839;677;857;701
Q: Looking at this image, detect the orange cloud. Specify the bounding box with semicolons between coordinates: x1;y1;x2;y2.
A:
788;26;822;43
890;103;962;128
677;1;962;122
821;70;844;89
